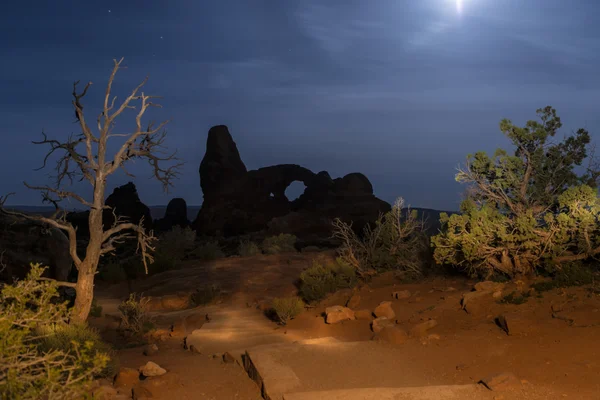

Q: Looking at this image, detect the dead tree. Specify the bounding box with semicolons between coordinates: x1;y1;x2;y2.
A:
1;58;182;323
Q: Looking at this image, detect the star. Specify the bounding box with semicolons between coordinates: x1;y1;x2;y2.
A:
108;9;111;13
160;36;164;39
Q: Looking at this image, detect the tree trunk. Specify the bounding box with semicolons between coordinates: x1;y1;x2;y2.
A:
72;269;95;323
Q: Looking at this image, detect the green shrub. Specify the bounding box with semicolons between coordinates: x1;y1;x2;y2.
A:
90;298;103;318
333;198;428;278
191;241;225;261
118;293;154;337
0;264;109;399
238;240;261;257
261;234;297;255
531;262;596;292
272;297;305;325
299;257;358;303
35;322;119;379
151;226;197;273
191;284;221;306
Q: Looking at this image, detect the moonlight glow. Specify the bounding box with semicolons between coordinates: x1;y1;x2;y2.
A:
456;0;463;14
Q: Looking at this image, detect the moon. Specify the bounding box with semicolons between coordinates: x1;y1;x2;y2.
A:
456;0;463;14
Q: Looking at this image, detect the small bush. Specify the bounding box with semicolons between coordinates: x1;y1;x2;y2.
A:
90;298;103;318
500;291;530;305
531;262;596;293
299;257;358;303
238;240;261;257
118;293;154;337
333;198;429;278
261;234;297;255
0;264;109;399
151;226;197;273
191;284;221;306
191;241;225;261
35;322;119;379
272;297;305;325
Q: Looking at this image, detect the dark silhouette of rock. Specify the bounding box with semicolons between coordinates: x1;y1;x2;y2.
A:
154;198;190;232
67;182;153;236
193;125;391;238
199;125;247;203
103;182;153;231
0;211;72;282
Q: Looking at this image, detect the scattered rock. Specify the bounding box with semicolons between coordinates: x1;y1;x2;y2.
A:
325;306;356;324
354;309;373;320
139;361;167;377
223;352;237;364
474;281;505;292
480;372;522;391
496;313;531;336
492;290;503;299
159;293;191;311
392;290;411;300
375;326;409;345
461;290;496;316
143;343;159;356
114;367;140;389
346;294;361;309
92;384;118;400
410;319;438;338
374;301;396;319
371;317;395;333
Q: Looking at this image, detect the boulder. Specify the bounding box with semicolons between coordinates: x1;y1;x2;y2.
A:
354;309;373;320
114;367;140;389
409;319;438;338
143;343;159;356
0;211;72;283
371;317;395;333
139;361;167;377
480;372;521;392
346;294;361;309
374;301;396;319
325;306;356;324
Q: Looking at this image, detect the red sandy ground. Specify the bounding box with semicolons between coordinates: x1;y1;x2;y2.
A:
93;252;600;399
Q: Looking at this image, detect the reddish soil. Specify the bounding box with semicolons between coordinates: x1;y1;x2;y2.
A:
93;252;600;399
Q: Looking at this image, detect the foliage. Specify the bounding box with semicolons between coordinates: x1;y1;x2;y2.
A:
531;262;596;292
190;284;221;306
0;264;109;399
117;293;154;337
35;321;118;379
261;234;297;255
432;106;600;278
238;240;261;257
271;297;305;325
333;198;429;278
151;226;197;273
299;257;358;303
89;299;103;318
191;241;225;261
500;291;531;305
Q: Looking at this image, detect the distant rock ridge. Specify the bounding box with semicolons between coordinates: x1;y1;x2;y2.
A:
192;125;391;237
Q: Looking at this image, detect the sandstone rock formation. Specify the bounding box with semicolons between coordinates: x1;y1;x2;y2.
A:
0;211;72;282
193;125;391;238
67;182;153;235
154;197;189;232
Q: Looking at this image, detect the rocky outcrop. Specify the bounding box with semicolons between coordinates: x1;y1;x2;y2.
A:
192;125;390;237
154;198;189;232
0;211;72;282
66;182;153;237
104;182;153;231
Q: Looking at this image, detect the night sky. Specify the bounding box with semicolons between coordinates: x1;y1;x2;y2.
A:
1;0;599;211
